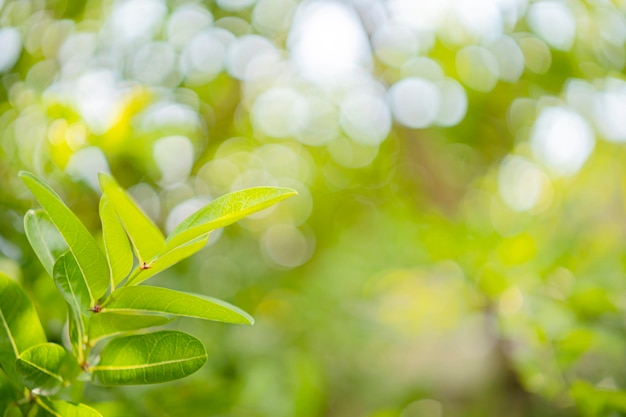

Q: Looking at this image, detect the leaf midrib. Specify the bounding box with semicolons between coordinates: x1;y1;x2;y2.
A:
92;354;206;371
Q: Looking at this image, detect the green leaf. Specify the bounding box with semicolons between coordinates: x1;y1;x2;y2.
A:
24;210;68;277
99;196;133;290
126;235;208;286
53;253;96;314
102;285;254;325
19;171;109;305
67;307;86;364
164;187;297;252
3;406;23;417
88;312;172;345
35;398;102;417
98;173;165;263
91;330;207;385
0;273;47;385
15;343;78;395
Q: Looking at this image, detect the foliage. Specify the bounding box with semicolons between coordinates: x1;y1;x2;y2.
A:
0;172;295;415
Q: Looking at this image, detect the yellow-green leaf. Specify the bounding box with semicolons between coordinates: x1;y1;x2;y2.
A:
98;173;165;263
88;312;171;345
102;285;253;325
23;210;68;277
16;343;78;395
20;171;109;305
99;196;133;289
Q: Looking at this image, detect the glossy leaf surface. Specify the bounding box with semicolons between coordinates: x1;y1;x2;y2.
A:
91;330;207;385
164;187;297;252
20;171;109;304
24;210;68;277
88;312;171;344
16;343;77;395
98;173;165;262
102;285;253;324
0;273;47;384
99;196;133;289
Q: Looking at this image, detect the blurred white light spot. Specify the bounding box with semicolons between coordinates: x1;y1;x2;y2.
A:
58;33;96;73
456;46;499;92
340;92;391;146
65;147;110;191
288;0;372;84
372;23;419;68
252;0;297;37
180;29;229;84
128;183;161;223
595;78;626;143
435;78;467;127
517;34;551;74
498;156;546;212
226;34;279;80
488;36;524;83
402;57;444;82
455;0;503;40
499;287;524;315
388;78;440;129
166;197;210;234
167;4;213;49
531;107;595;177
110;0;167;43
295;96;339;146
75;71;120;134
252;87;305;138
141;102;200;130
387;0;450;33
217;0;257;11
153;136;194;185
132;42;176;85
261;224;312;268
0;28;22;73
527;1;576;51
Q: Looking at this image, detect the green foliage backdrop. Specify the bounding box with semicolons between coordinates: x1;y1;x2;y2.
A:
1;0;626;415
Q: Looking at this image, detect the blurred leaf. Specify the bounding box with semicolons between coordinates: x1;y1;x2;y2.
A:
16;343;78;395
0;273;47;385
88;312;172;344
91;330;207;385
99;196;133;289
23;210;68;277
126;235;208;285
571;380;626;417
35;397;102;417
102;286;253;325
98;173;165;263
3;406;23;417
164;187;297;252
20;171;109;304
67;307;86;363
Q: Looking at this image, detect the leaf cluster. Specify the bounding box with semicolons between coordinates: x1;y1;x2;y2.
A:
0;172;296;416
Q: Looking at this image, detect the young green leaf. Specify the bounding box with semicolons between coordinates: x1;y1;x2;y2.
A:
102;285;254;325
19;171;109;303
88;312;171;345
99;196;133;290
0;273;47;385
24;210;68;277
35;397;102;417
16;343;78;395
91;330;207;385
53;252;97;313
98;173;165;263
126;235;208;286
164;187;297;252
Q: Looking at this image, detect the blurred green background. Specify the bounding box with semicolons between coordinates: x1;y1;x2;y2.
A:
2;0;626;415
